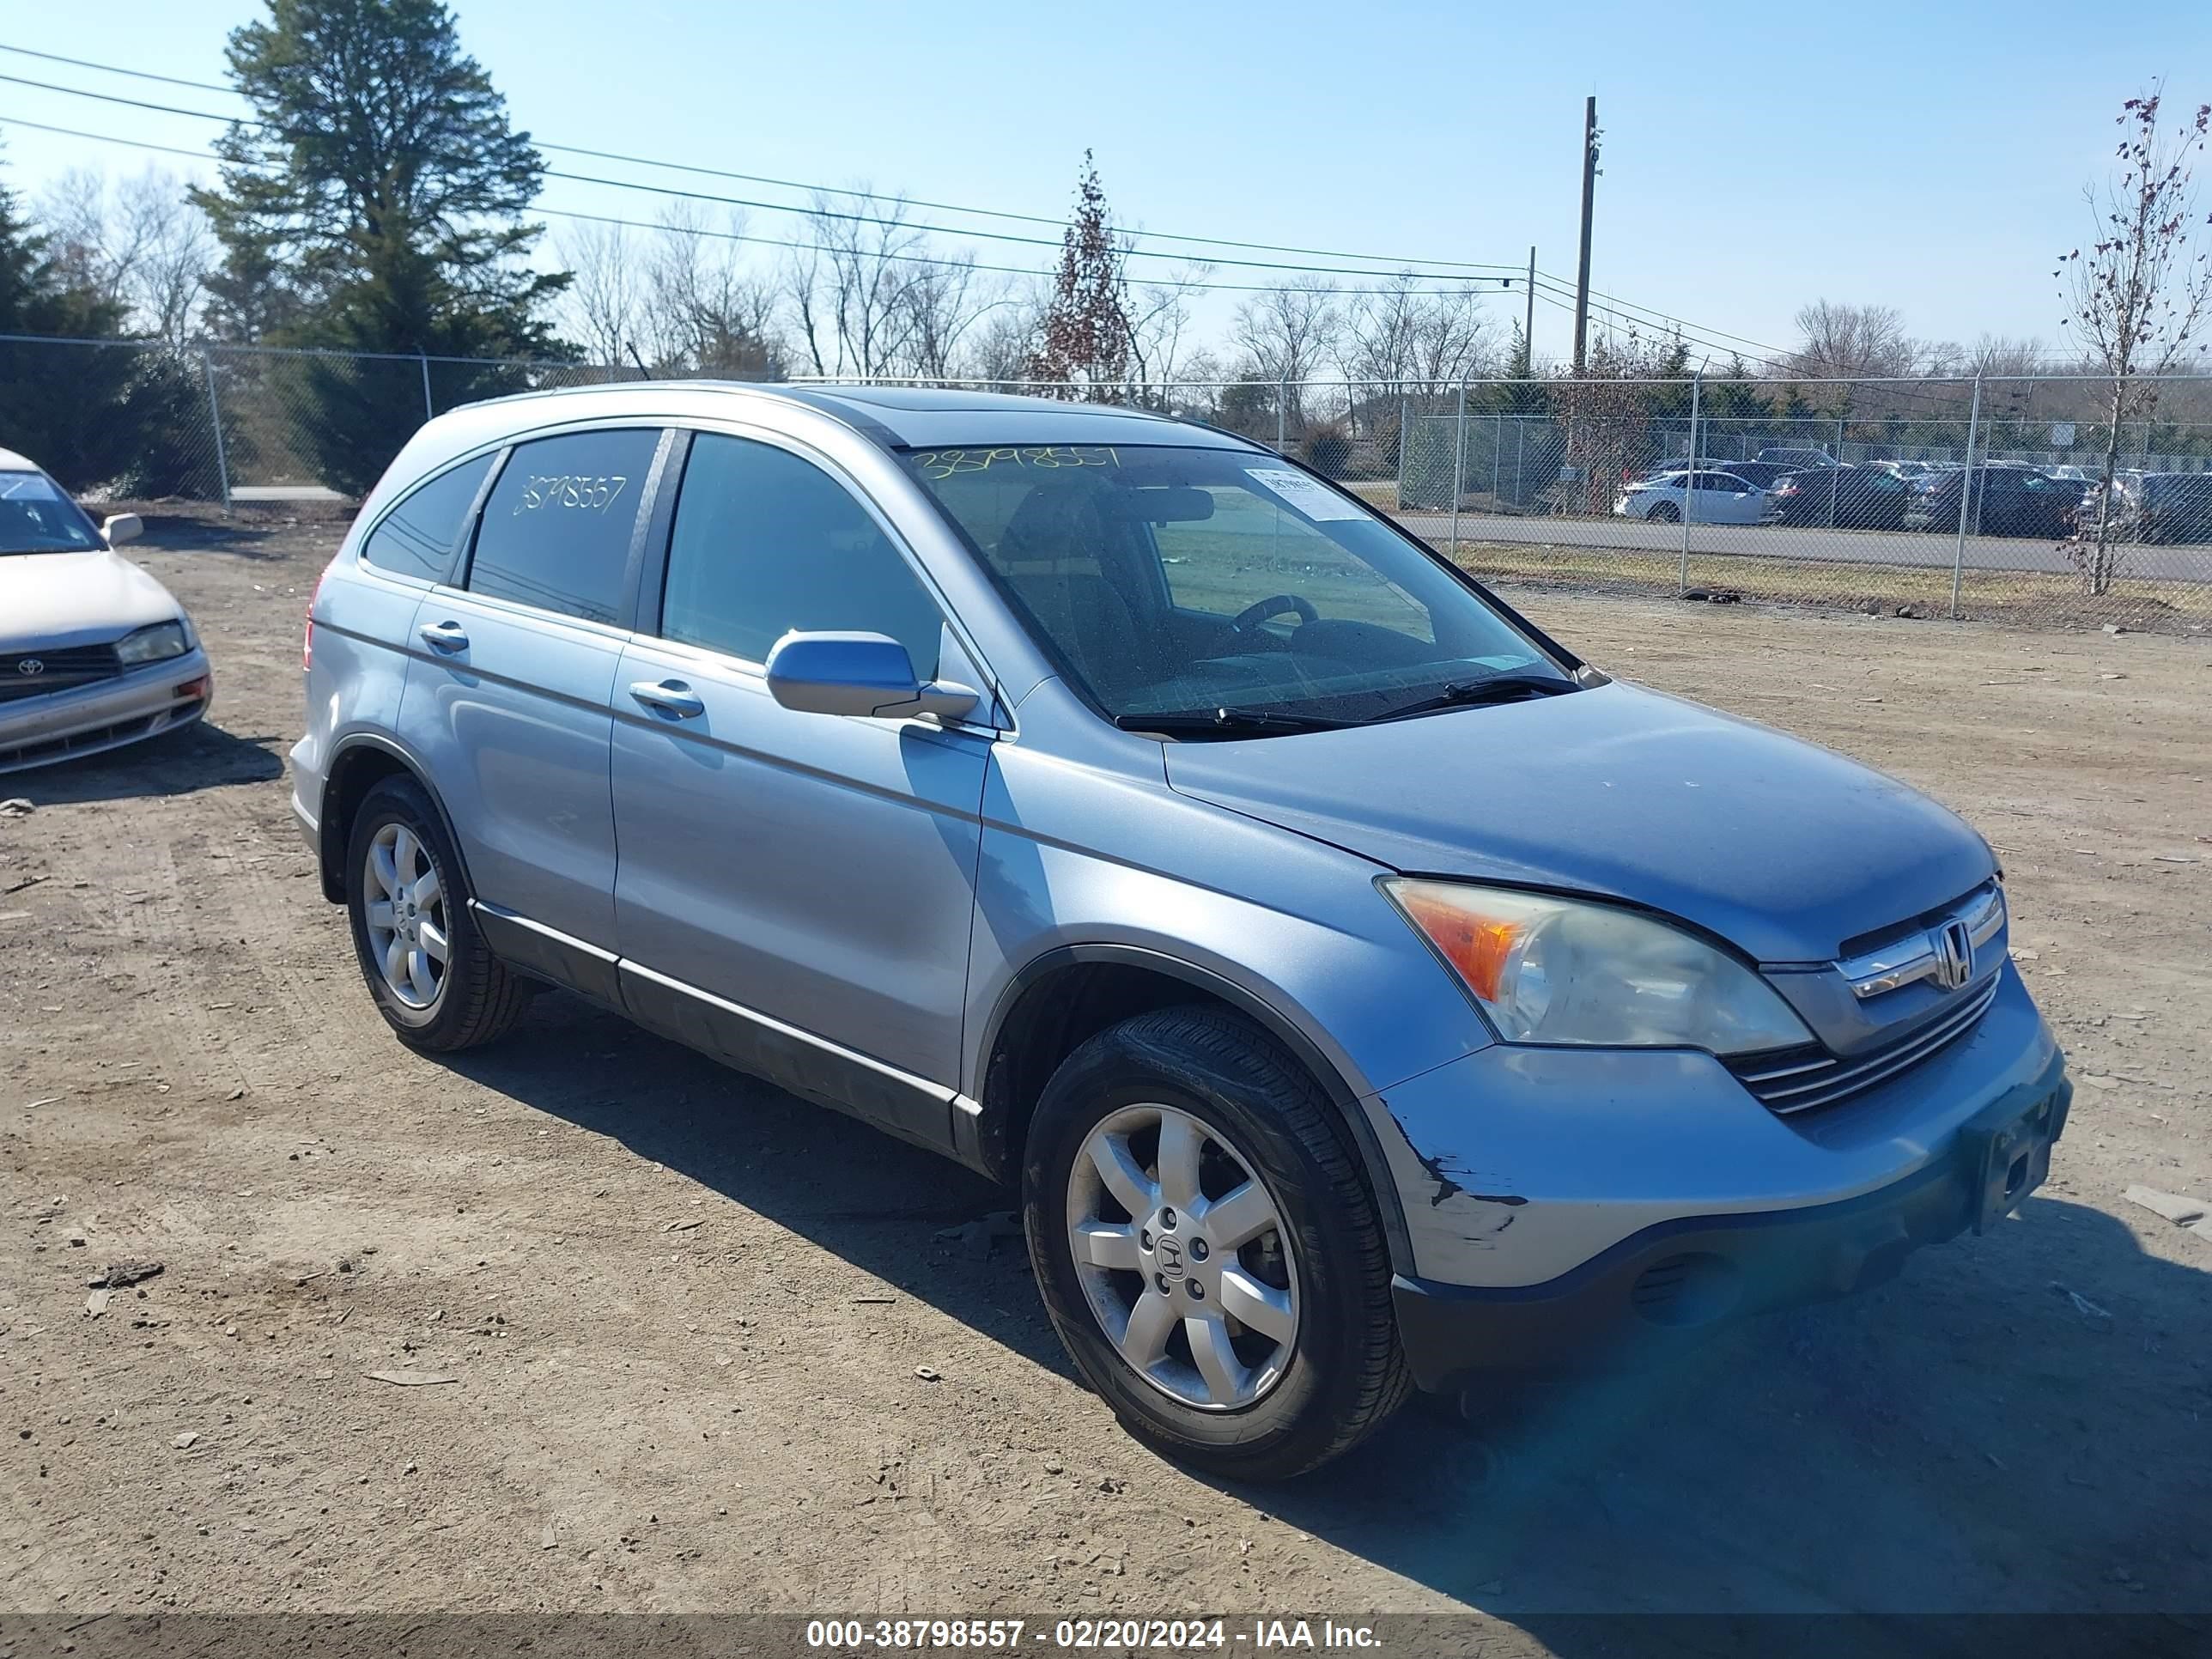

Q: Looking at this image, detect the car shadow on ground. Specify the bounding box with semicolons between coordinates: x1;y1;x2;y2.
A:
446;990;2212;1623
441;988;1081;1383
9;720;285;806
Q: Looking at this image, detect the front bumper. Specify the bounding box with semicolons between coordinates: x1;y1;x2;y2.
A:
0;648;213;775
1389;1040;2069;1392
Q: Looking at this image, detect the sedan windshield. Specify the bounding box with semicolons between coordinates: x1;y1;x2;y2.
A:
0;472;103;556
904;443;1571;726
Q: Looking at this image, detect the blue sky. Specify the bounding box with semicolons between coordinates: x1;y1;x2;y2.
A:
3;0;2209;367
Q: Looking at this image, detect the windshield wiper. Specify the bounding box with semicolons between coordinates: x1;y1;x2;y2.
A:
1370;673;1578;724
1114;707;1352;738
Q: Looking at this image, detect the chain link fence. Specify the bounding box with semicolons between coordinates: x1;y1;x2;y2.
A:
7;334;2210;633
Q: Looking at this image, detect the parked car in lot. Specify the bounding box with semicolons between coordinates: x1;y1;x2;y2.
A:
2136;471;2212;543
294;385;2071;1479
1613;469;1771;524
0;449;213;774
1755;447;1838;470
1905;464;2080;537
1631;455;1733;482
1705;460;1796;490
1765;464;1911;530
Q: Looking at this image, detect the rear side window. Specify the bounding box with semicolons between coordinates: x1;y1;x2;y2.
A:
658;433;942;677
467;428;663;624
359;454;495;581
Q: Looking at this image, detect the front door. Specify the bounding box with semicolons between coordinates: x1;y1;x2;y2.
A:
609;429;991;1150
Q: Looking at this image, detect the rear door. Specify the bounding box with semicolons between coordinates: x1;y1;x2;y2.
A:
1691;471;1761;524
398;424;672;985
608;428;993;1149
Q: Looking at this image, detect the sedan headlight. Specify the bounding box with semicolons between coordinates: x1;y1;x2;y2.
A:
115;619;191;666
1382;878;1813;1054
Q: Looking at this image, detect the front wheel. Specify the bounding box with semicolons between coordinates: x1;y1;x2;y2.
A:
1023;1007;1408;1480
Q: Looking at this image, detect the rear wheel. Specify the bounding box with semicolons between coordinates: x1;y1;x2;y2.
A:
344;776;528;1052
1023;1007;1408;1480
1646;501;1680;523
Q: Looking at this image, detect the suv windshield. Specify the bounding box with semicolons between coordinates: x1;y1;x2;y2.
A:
904;443;1569;726
0;471;103;556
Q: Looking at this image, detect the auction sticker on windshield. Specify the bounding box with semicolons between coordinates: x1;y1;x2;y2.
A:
1244;467;1364;520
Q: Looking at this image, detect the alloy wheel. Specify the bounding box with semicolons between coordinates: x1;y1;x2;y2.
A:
362;822;448;1011
1065;1103;1299;1410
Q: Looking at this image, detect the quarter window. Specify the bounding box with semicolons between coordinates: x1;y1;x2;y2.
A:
467;428;663;624
359;453;494;581
659;433;943;678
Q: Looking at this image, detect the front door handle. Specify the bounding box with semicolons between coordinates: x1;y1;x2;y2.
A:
418;620;470;653
629;678;705;720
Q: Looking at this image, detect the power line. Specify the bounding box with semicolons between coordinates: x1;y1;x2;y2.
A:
0;42;1897;364
0;45;2082;380
0;46;1534;277
0;113;1518;300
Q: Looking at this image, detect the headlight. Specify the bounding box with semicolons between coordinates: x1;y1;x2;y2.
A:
115;620;191;665
1382;878;1814;1054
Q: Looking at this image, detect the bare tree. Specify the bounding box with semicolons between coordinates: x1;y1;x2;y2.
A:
1122;257;1213;404
2059;87;2212;592
1790;300;1917;382
557;218;643;370
1230;277;1340;435
963;292;1044;389
1338;273;1494;408
35;167;213;343
648;204;783;378
784;187;929;380
899;252;1008;382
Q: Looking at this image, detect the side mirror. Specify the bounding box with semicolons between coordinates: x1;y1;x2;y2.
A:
764;631;980;723
102;513;143;547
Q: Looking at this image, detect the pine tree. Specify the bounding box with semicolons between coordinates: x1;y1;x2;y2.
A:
191;0;572;493
1026;152;1129;398
0;161;211;495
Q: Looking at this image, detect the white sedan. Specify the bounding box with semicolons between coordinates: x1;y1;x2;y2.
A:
1;447;213;774
1613;470;1773;525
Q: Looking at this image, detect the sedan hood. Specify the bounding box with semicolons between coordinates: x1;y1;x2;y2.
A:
1164;682;1994;964
0;550;184;652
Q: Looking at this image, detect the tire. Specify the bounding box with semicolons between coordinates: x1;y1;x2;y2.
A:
1646;501;1680;523
1023;1006;1409;1480
343;775;529;1052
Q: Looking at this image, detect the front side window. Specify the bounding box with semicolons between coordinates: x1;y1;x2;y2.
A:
906;443;1567;724
361;453;495;581
659;433;942;677
0;471;102;556
467;428;663;624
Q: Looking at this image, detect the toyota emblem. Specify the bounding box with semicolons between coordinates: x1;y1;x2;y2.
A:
15;659;44;677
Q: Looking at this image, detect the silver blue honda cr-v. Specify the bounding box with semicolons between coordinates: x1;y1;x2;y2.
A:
291;385;2069;1479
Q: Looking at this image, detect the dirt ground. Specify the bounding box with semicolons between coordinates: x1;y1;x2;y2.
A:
2;507;2208;1640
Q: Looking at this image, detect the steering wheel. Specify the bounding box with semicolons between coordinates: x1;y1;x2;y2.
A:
1231;593;1320;634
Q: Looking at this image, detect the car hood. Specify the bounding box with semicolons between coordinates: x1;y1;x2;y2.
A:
0;549;185;652
1164;682;1995;964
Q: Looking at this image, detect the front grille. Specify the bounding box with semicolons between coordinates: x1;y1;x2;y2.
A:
0;643;121;702
1729;974;2001;1116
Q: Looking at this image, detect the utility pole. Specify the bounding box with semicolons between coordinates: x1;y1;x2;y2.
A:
1523;246;1535;368
1571;96;1598;374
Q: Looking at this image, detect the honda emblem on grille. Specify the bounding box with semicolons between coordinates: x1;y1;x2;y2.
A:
15;659;43;677
1933;919;1974;990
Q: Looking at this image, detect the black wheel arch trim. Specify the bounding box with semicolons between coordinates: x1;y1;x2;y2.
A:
316;731;477;906
972;941;1415;1276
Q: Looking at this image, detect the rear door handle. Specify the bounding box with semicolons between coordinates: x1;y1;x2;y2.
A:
629;678;705;720
418;620;470;653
